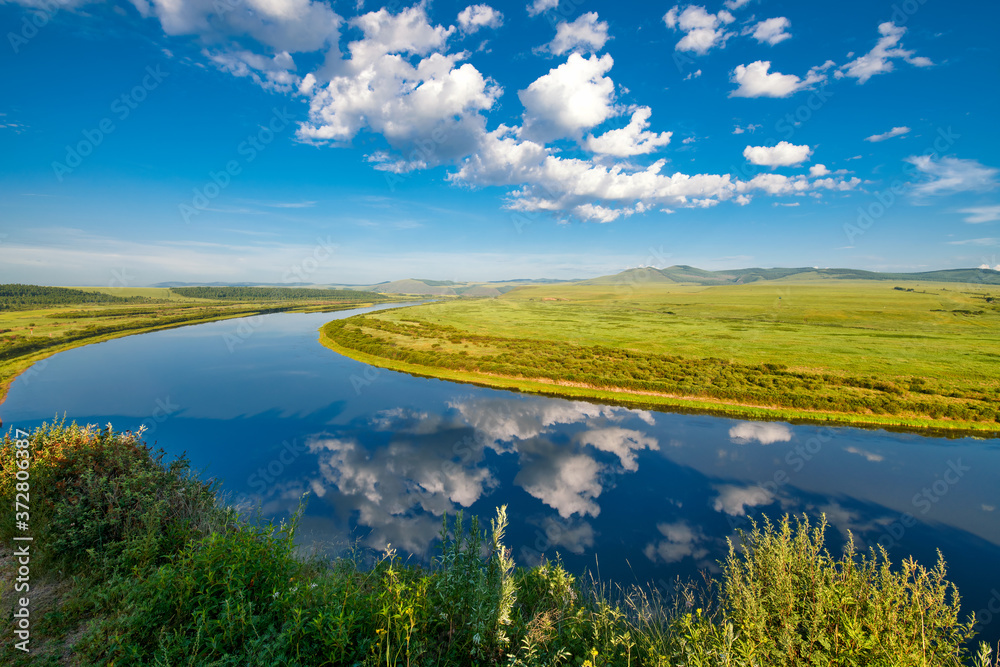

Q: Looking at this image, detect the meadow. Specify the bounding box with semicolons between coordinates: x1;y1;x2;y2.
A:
1;421;996;666
320;279;1000;435
0;285;393;405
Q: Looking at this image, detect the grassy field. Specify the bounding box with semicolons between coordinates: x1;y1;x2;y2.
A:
0;287;394;406
320;279;1000;435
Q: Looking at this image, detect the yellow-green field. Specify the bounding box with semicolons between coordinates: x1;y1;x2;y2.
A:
321;279;1000;435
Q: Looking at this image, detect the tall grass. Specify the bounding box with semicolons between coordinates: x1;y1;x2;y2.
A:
1;421;996;665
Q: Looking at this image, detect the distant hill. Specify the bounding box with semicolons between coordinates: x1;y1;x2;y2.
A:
584;265;1000;286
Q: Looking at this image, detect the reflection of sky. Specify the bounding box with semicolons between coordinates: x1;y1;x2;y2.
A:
2;310;999;643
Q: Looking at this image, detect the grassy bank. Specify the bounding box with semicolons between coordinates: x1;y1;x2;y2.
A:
1;421;997;666
0;285;396;406
318;280;1000;436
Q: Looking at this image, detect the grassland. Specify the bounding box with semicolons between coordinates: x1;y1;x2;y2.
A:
0;286;394;406
320;279;1000;436
2;421;994;666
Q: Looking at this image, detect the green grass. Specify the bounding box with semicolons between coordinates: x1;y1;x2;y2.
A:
319;280;1000;435
2;421;998;666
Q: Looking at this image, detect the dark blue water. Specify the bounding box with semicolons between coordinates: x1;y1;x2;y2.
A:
3;306;999;643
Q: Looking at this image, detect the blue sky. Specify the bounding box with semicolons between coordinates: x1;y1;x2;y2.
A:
1;0;998;285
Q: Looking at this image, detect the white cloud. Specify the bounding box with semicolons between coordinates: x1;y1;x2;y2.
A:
526;0;559;16
205;49;300;92
643;521;710;564
948;238;999;246
837;22;932;84
584;107;672;157
457;4;503;33
712;484;777;516
728;421;792;445
905;156;999;197
298;5;500;171
730;60;832;98
546;12;609;55
516;448;604;518
865;126;910;142
732;123;761;135
809;164;830;177
451;124;859;220
744;141;813;167
749;17;791;46
961;206;1000;223
663;4;735;55
519;53;617;142
576;426;659;471
724;0;751;9
133;0;342;52
684;69;702;80
845;446;884;462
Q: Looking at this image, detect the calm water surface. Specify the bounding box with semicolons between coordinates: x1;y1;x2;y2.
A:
3;306;999;642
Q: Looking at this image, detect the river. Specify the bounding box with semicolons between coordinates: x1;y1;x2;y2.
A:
3;305;999;643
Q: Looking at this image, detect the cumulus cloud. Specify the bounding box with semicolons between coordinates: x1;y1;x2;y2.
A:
516;443;604;518
526;0;559;16
748;17;791;46
457;4;503;33
132;0;343;52
809;164;830;177
643;521;710;564
712;484;777;516
730;60;832;98
451;123;859;220
576;426;659;471
865;126;910;142
298;5;500;171
905;156;999;197
545;12;609;55
743;142;813;167
308;434;496;555
724;0;751;9
663;4;735;55
962;206;1000;223
519;53;617;142
837;22;932;84
728;421;793;445
584;107;672;157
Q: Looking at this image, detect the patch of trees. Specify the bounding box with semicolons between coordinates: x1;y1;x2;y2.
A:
170;286;389;301
0;284;152;310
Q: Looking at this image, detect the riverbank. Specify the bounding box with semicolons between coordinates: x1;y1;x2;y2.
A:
318;286;1000;438
1;421;993;666
0;297;390;409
